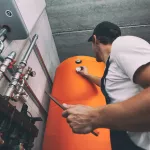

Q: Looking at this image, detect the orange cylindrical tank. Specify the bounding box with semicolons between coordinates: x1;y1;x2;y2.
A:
43;56;111;150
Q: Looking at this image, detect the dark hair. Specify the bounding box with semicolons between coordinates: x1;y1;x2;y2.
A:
93;28;121;45
97;36;116;44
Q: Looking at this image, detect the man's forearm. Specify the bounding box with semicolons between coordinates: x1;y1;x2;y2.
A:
94;87;150;132
84;74;101;87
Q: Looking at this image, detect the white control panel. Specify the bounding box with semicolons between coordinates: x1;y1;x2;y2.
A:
0;0;46;40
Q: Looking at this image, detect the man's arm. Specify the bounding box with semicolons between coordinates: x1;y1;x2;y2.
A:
62;64;150;133
95;87;150;132
96;63;150;132
62;87;150;134
84;74;101;87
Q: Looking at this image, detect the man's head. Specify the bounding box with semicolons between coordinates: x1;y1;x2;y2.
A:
88;21;121;62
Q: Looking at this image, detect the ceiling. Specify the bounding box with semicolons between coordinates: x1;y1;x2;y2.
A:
45;0;150;62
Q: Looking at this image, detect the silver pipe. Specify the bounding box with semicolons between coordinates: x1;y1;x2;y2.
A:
21;34;38;65
0;28;7;38
5;34;38;98
0;51;16;80
3;61;48;118
1;34;48;117
0;27;8;54
0;40;4;54
5;72;21;97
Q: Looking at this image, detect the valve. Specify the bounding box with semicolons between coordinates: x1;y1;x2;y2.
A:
8;60;16;69
29;70;36;77
26;67;36;78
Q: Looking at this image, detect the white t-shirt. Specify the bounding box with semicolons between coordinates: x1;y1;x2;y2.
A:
105;36;150;150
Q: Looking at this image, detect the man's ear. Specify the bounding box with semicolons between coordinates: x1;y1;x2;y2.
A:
92;35;97;45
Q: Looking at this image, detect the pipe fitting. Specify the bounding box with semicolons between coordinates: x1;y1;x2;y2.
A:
0;51;16;80
0;28;8;38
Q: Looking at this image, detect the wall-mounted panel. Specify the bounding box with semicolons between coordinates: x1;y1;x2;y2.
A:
0;0;46;40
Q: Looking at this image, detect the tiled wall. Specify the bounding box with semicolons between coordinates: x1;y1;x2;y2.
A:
0;10;60;150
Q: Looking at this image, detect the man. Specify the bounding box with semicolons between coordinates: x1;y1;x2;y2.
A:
62;21;150;150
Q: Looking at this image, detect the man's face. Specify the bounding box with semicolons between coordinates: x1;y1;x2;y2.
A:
92;41;105;62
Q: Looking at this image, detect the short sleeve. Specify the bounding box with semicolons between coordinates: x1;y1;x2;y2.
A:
111;36;150;81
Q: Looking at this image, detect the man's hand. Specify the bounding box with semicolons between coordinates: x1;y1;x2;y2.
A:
76;66;101;87
62;104;99;134
76;66;89;76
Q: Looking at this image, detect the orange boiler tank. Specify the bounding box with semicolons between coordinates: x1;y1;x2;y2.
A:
43;56;111;150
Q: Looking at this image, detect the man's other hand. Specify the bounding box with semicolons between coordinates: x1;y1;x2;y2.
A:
62;104;98;134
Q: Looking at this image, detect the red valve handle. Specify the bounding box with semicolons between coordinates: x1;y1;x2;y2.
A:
8;59;16;69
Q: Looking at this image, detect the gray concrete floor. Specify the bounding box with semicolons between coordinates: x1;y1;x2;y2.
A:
45;0;150;62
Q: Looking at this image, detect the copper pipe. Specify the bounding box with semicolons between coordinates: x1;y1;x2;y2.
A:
32;42;53;86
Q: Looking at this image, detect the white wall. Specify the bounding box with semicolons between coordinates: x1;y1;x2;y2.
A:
0;9;60;150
